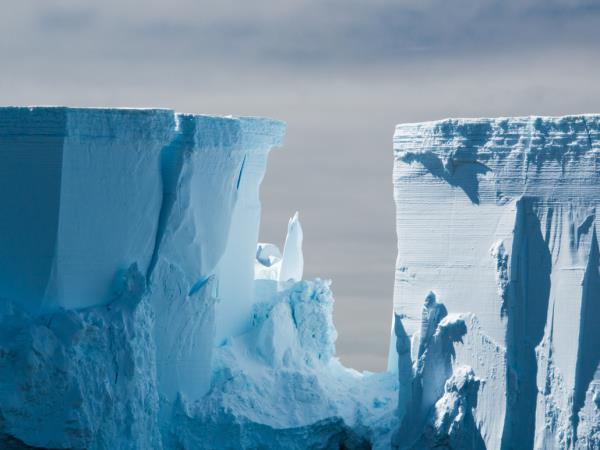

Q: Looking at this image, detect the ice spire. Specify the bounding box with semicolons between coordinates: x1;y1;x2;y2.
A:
279;211;304;284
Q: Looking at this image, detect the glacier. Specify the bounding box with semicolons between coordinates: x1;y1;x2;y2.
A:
0;108;598;450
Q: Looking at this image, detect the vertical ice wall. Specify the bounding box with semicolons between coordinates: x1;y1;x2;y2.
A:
0;107;173;314
0;107;285;449
150;114;285;403
391;116;600;449
215;117;286;343
148;114;245;404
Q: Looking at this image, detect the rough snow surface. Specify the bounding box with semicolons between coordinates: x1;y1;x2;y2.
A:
177;278;397;449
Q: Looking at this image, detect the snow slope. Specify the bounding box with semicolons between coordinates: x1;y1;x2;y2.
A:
391;116;600;449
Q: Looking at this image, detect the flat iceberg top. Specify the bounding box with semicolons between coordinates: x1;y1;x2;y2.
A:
394;114;600;202
0;105;285;124
394;114;599;156
0;106;286;147
396;113;599;125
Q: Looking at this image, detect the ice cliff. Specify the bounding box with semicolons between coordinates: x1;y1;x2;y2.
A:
0;107;396;450
391;116;600;449
1;108;599;450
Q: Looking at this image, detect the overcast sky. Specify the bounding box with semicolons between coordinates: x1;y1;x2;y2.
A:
2;0;599;370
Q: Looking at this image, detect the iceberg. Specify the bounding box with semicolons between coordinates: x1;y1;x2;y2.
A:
0;108;599;450
391;116;600;449
0;107;291;449
0;107;397;450
0;107;172;314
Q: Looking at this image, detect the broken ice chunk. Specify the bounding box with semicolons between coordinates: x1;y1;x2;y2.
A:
279;211;304;284
256;243;282;267
418;291;448;359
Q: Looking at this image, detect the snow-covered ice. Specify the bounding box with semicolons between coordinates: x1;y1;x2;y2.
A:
391;115;600;449
278;211;304;285
0;107;397;450
0;107;172;314
0;109;599;449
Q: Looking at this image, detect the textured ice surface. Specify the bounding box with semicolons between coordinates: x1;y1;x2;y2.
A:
279;211;304;284
0;107;173;314
176;278;396;449
0;107;289;449
0;107;398;450
1;109;599;449
391;115;600;449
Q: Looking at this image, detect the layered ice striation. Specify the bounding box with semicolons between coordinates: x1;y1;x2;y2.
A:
391;115;600;449
2;108;599;450
0;107;289;449
0;107;172;314
0;107;398;450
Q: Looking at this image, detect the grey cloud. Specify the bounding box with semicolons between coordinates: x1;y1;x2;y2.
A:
37;7;97;31
3;0;598;67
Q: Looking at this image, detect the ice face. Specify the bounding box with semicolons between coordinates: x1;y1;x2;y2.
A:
148;114;285;404
417;291;447;359
147;114;246;404
279;211;304;284
0;107;288;449
392;115;600;449
2;108;600;450
215;117;286;343
0;107;173;314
